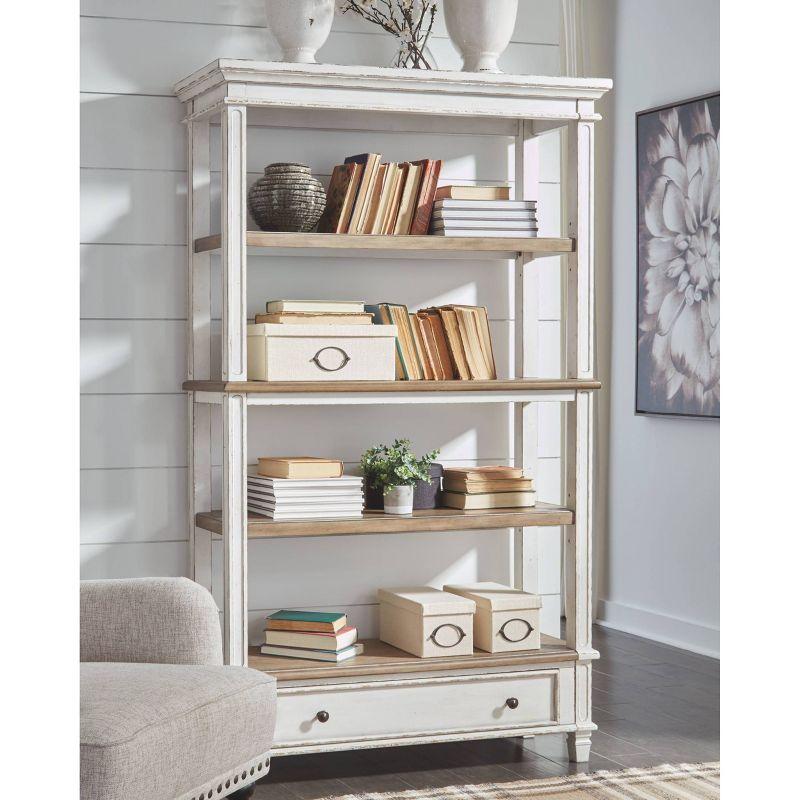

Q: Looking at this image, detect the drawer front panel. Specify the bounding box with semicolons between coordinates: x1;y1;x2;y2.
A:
275;669;565;747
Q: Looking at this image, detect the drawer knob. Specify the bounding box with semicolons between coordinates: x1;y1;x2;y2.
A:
505;697;519;710
316;710;330;723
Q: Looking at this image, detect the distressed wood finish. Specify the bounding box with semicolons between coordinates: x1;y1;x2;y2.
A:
222;392;248;666
178;61;611;759
514;119;539;596
183;378;602;393
194;231;574;256
195;503;574;538
175;60;611;121
564;112;598;762
187;117;213;591
249;636;574;683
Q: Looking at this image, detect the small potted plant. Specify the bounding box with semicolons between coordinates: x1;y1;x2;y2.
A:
360;439;440;515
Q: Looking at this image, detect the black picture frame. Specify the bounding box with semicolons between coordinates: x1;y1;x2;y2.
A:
635;92;720;419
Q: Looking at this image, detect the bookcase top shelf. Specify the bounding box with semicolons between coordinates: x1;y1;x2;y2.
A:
194;232;574;258
175;59;612;123
196;503;574;539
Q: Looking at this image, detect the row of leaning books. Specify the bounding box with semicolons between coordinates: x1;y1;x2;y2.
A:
251;299;496;381
247;457;364;520
261;610;363;662
317;154;442;235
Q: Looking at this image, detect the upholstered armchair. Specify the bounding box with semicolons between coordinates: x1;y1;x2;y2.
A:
80;577;276;800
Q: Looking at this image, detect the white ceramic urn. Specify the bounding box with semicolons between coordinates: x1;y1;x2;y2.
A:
443;0;518;73
265;0;335;64
383;485;414;515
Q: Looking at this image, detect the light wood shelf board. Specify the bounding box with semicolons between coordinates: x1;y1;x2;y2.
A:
194;232;574;256
248;637;576;683
183;378;602;394
196;503;573;538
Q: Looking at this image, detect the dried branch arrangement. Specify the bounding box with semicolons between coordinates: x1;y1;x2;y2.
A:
337;0;438;69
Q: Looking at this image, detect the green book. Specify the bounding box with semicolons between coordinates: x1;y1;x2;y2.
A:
265;610;347;633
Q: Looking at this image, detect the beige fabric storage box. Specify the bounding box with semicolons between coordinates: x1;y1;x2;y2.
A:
247;323;398;382
443;582;542;653
378;587;476;658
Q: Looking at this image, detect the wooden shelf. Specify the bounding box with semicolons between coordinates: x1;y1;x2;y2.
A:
194;232;574;258
248;636;576;684
183;378;601;394
196;503;573;539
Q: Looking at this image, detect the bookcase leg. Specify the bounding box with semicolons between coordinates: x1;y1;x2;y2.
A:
222;393;248;666
567;730;592;763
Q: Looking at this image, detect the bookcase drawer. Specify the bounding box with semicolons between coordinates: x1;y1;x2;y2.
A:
248;323;397;381
274;668;573;749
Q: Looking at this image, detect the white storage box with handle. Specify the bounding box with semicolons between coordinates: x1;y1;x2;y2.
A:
443;582;542;653
247;323;398;381
378;586;476;658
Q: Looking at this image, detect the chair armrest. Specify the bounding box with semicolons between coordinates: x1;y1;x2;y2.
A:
80;577;223;665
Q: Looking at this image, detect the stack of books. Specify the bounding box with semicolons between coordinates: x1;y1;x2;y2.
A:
261;610;363;662
432;185;538;238
255;298;372;325
367;303;496;381
317;153;442;235
441;466;536;510
248;457;364;520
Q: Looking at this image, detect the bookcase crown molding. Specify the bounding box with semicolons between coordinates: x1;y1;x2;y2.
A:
176;59;612;121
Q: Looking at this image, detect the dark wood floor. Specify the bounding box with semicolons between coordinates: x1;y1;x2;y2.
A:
253;625;720;799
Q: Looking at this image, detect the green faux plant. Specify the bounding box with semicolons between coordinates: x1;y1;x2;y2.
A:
360;438;440;493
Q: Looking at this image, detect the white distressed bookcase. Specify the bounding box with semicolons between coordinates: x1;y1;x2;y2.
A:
176;60;611;761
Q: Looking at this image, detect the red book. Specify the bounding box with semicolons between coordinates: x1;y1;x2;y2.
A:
409;159;443;235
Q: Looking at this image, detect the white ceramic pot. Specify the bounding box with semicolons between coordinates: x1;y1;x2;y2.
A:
443;0;518;73
383;485;414;515
265;0;335;64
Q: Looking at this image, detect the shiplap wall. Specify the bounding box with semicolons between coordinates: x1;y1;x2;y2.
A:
80;0;567;642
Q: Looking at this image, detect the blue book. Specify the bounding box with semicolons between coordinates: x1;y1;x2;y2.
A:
265;610;347;633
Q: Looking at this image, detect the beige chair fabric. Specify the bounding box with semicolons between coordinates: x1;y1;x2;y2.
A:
80;577;223;665
81;662;276;800
80;578;276;800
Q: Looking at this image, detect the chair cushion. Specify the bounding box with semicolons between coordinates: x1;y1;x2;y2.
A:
81;662;277;800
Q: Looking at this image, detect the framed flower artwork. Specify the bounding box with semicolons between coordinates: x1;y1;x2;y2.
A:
636;92;720;419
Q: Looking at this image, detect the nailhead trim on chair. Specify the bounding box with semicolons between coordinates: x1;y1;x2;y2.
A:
174;754;271;800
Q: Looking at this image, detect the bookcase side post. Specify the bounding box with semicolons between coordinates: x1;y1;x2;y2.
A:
221;101;249;666
187;115;213;591
513;119;539;595
564;110;598;762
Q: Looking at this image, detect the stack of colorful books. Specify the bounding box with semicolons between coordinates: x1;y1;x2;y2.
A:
441;466;536;509
254;299;372;326
317;153;442;236
261;610;363;662
248;457;364;520
431;185;538;238
367;303;496;381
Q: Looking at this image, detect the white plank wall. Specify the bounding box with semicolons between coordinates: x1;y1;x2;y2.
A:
80;0;566;639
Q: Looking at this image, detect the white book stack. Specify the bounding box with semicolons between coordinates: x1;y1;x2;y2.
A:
431;199;538;237
247;474;364;520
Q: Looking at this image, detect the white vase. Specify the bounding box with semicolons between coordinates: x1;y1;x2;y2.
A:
383;485;414;515
265;0;335;64
443;0;518;73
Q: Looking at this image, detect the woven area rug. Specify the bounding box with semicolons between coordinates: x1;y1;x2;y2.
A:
320;762;719;800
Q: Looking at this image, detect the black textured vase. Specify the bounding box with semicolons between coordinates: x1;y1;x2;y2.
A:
247;162;326;232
